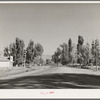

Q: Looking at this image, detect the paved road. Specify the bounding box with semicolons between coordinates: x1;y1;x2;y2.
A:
0;66;100;89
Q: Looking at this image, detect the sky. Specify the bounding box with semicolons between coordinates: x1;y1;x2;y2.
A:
0;3;100;55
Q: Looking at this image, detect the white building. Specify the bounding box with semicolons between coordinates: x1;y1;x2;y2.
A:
0;56;13;69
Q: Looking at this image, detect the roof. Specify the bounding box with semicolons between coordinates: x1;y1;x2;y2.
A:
0;56;10;62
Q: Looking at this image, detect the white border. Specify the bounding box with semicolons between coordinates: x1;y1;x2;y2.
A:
0;89;100;99
0;1;100;99
0;1;100;3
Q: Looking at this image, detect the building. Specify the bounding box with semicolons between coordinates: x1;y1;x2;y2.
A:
0;56;13;69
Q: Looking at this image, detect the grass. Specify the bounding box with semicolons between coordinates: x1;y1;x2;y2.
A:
0;66;37;78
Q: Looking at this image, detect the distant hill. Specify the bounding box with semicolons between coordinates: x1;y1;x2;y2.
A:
42;55;52;61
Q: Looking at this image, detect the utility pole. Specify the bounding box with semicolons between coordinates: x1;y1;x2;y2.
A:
96;48;97;71
95;45;99;71
96;43;98;71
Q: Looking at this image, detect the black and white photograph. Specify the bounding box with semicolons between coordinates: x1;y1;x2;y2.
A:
0;2;100;89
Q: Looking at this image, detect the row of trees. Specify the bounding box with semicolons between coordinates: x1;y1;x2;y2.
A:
4;37;44;66
52;38;73;65
4;36;100;67
52;35;100;66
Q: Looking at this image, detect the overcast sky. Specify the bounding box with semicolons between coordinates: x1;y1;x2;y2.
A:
0;3;100;55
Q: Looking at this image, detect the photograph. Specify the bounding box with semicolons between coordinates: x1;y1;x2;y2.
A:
0;2;100;89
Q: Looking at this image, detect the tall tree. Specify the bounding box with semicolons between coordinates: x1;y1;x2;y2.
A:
51;47;62;65
80;44;90;65
60;43;69;65
26;42;44;65
78;35;84;45
7;38;25;66
85;42;90;65
34;43;44;57
52;51;60;66
91;39;100;66
68;38;73;63
95;39;100;66
26;40;34;64
77;35;84;64
71;44;77;63
68;38;72;52
15;37;25;65
91;40;95;65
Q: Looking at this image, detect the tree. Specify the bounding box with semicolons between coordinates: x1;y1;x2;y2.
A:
71;44;77;64
68;38;72;53
5;37;25;66
85;42;90;65
34;43;44;57
33;56;44;66
52;54;56;64
9;43;17;65
39;57;44;65
3;38;44;67
80;44;90;65
26;41;44;65
91;40;95;65
4;47;9;57
60;43;69;65
52;51;60;66
77;35;84;64
95;39;100;66
33;43;44;65
91;39;100;66
15;37;25;65
78;35;84;45
26;40;34;64
52;42;72;65
46;59;52;65
68;38;73;63
33;56;40;66
51;47;62;65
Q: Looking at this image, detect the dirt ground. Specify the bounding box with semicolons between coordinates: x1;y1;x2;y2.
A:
0;66;100;89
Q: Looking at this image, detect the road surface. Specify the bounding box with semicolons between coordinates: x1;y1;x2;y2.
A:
0;66;100;89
